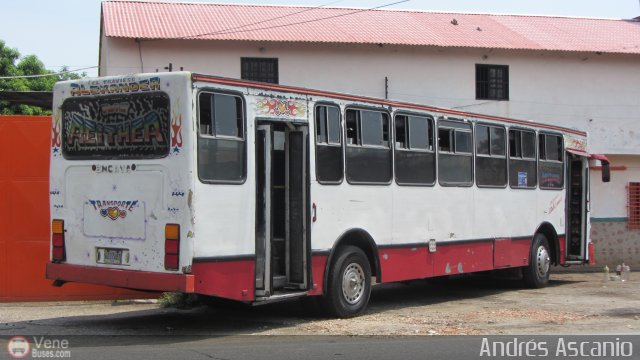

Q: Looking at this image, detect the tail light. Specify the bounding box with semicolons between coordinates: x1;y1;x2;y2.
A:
165;224;180;271
52;219;66;262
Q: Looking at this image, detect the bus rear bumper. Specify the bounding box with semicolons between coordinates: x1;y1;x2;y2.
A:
46;263;195;293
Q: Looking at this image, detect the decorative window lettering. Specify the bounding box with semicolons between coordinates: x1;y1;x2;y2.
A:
61;92;170;160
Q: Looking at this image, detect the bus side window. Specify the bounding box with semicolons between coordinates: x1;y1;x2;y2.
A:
345;108;392;184
508;129;537;189
315;105;343;184
437;119;473;186
395;114;435;186
198;92;246;183
475;124;507;187
538;133;564;189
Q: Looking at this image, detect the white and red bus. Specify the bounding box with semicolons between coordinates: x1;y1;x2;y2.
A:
47;72;610;317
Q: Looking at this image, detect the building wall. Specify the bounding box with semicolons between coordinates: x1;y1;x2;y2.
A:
0;116;154;302
101;37;640;266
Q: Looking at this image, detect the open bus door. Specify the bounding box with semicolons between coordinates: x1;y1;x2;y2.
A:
565;150;610;264
255;122;309;298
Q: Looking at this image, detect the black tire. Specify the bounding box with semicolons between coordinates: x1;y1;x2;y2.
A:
523;233;551;288
322;246;372;318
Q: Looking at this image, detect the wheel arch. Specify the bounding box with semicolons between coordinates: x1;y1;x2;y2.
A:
535;222;560;265
323;228;380;293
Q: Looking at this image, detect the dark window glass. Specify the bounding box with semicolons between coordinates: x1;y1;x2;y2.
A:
241;58;278;84
475;124;507;187
198;92;245;183
522;131;536;159
315;105;343;183
476;126;490;155
438;119;473;186
361;110;384;146
61;92;171;160
345;109;392;184
409;116;431;150
508;129;537;189
476;64;509;100
395;114;435;185
395;116;408;149
455;131;472;153
438;128;453;152
538;134;564;189
490;127;506;156
327;107;341;144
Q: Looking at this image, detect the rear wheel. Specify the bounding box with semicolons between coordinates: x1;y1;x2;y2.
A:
322;246;371;318
523;233;551;288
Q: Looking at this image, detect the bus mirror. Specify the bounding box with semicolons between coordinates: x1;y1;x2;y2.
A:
601;162;610;183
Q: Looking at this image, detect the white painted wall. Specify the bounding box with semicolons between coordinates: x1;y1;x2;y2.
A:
590;155;640;218
100;36;640;217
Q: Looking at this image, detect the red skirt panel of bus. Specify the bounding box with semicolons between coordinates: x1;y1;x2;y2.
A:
308;254;328;296
378;246;434;283
192;259;255;301
46;263;194;292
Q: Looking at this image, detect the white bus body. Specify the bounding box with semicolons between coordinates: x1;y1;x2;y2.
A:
47;72;608;317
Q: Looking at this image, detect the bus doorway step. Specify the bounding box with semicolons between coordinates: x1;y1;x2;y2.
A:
253;291;308;306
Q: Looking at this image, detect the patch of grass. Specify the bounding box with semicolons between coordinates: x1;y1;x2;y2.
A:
158;292;199;309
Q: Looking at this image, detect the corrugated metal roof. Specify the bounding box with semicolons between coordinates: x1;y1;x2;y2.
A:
102;1;640;54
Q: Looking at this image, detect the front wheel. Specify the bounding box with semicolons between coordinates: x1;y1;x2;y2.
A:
523;233;551;288
322;246;372;318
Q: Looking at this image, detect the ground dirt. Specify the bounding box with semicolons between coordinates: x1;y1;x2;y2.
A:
1;271;639;336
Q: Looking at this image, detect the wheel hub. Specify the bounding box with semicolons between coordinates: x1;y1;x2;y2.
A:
342;263;365;304
535;246;551;278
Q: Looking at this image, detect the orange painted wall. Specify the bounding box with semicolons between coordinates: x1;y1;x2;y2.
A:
0;115;155;302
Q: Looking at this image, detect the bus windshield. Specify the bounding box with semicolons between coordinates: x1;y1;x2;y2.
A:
61;92;170;160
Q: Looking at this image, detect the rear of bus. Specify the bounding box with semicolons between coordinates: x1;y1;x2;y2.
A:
46;72;195;292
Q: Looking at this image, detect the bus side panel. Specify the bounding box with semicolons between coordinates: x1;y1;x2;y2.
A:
307;254;328;296
378;246;433;283
433;241;494;276
192;259;255;301
494;238;531;268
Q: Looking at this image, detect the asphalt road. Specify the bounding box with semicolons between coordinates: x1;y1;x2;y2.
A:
2;272;640;359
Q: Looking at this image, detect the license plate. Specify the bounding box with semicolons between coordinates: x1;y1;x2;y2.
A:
97;248;127;265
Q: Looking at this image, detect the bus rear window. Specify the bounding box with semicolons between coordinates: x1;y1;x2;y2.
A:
61;93;170;159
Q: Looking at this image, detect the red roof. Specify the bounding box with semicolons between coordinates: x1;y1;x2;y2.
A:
102;1;640;55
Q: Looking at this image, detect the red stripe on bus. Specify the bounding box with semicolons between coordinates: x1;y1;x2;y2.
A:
308;254;328;296
46;263;194;292
192;74;586;136
192;259;255;301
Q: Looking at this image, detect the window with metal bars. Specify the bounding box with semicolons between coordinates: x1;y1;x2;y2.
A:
241;58;278;84
628;182;640;229
476;64;509;100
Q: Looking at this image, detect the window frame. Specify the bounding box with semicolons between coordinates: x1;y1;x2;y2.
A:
437;117;474;187
196;89;247;185
344;106;393;185
474;122;508;189
314;102;344;185
240;57;279;84
475;64;509;101
394;111;436;187
538;131;565;190
508;127;538;190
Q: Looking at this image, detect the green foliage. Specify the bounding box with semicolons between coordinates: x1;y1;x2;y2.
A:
0;39;86;115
